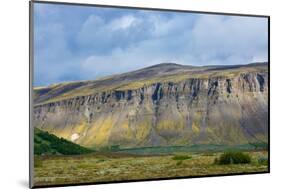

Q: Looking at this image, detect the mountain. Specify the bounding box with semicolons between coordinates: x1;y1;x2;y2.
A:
34;127;93;155
33;62;268;148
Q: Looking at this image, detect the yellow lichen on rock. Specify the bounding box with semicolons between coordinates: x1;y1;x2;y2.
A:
81;117;114;147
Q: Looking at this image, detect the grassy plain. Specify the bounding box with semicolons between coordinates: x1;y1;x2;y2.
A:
34;150;268;187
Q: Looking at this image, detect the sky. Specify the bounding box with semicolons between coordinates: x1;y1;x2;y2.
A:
33;3;268;86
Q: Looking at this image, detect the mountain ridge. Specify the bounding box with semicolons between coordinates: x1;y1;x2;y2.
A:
34;62;268;105
33;62;268;148
34;62;267;89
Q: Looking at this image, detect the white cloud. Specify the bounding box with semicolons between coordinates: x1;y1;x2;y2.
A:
80;14;268;79
110;15;139;30
189;15;268;65
35;5;268;86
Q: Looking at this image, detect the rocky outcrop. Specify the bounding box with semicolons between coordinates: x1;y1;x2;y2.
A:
33;63;268;148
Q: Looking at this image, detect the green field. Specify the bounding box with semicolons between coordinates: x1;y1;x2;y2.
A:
112;143;268;155
33;128;268;187
34;150;268;187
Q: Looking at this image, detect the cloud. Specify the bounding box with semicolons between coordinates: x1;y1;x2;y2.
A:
76;14;149;54
111;15;139;30
80;14;268;77
189;15;268;64
34;3;268;86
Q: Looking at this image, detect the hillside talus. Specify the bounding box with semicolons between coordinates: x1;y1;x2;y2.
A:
33;63;268;148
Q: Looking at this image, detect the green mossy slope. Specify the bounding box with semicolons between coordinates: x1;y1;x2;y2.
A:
34;128;93;155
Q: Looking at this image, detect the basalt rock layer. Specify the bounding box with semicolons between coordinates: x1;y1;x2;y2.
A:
33;63;268;148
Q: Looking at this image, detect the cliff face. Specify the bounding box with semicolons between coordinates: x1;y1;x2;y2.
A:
33;63;268;148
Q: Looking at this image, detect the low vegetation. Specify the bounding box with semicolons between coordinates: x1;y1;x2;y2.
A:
214;152;251;165
99;145;121;152
114;143;268;155
172;154;192;161
258;157;268;165
33;151;268;187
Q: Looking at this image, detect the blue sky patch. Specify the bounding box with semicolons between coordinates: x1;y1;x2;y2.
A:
34;3;268;86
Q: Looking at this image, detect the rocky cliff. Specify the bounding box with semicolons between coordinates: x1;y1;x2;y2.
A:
33;63;268;148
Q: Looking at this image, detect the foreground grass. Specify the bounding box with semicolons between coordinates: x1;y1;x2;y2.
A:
34;151;268;187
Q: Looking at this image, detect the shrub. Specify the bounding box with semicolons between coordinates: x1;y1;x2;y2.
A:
215;152;251;165
172;154;192;161
258;157;268;165
176;161;183;166
214;157;219;164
